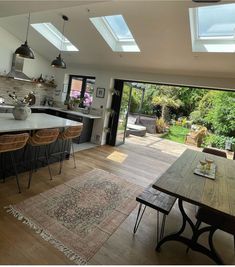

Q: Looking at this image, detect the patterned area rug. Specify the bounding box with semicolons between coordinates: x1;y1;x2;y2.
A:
6;169;142;264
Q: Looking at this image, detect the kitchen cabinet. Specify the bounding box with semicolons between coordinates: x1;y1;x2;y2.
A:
32;108;94;144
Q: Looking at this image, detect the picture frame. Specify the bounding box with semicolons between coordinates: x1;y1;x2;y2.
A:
96;87;105;98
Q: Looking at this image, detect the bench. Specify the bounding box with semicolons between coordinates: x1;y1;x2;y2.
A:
133;185;177;243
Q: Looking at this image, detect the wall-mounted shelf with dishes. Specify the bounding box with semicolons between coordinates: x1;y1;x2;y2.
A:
0;74;57;88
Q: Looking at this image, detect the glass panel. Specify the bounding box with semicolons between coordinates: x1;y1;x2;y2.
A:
104;15;133;40
84;79;95;107
197;4;235;37
31;23;79;51
70;78;83;98
115;83;132;145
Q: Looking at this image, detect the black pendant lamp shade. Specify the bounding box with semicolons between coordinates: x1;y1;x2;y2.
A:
15;13;34;59
51;53;66;69
51;15;68;69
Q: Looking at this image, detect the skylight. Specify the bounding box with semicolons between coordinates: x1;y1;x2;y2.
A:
31;23;78;52
189;3;235;53
90;15;140;52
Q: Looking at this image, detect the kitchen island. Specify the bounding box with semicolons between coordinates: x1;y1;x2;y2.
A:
0;105;102;143
0;113;83;178
0;113;82;132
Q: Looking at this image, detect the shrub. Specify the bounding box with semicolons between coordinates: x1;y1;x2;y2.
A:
203;134;235;150
189;110;202;124
156;117;166;133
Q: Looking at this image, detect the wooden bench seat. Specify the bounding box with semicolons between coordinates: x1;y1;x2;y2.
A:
134;185;177;243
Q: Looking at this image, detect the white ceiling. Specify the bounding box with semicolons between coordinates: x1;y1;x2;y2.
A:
1;0;235;78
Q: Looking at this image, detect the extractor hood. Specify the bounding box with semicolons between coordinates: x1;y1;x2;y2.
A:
7;54;31;81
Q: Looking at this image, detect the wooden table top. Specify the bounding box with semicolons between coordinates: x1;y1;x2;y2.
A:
153;149;235;217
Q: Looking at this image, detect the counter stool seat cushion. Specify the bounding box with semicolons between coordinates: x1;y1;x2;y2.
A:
0;133;29;153
28;128;59;146
58;125;83;140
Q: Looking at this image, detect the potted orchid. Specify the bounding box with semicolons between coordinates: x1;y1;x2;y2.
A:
68;91;93;111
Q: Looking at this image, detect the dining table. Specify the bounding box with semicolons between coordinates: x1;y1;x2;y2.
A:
153;148;235;264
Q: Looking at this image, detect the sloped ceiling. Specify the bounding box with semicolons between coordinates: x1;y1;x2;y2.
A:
0;0;235;78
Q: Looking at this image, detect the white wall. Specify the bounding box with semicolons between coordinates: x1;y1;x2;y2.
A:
0;26;55;79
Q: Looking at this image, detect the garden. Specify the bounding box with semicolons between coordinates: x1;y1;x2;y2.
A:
123;82;235;151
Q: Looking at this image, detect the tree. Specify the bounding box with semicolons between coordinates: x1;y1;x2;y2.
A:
152;86;182;121
201;91;235;136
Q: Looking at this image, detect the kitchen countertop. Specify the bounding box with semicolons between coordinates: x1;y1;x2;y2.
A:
0;105;102;119
0;113;83;133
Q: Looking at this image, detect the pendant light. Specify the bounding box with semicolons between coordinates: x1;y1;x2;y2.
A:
15;13;35;59
51;15;68;69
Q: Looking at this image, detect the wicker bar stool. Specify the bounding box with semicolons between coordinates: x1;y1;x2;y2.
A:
27;128;59;188
58;125;83;174
0;133;29;193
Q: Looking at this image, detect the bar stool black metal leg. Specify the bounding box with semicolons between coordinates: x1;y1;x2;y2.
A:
1;153;6;183
45;145;52;180
59;140;64;174
10;152;21;193
133;203;146;234
28;146;34;189
71;140;76;169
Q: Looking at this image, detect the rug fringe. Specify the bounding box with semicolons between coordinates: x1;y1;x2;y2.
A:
5;205;87;265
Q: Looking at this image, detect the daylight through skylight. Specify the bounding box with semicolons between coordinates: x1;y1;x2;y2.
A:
197;4;235;38
189;3;235;52
90;15;140;52
31;23;79;52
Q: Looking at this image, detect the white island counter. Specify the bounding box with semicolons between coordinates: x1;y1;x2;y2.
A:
0;113;82;133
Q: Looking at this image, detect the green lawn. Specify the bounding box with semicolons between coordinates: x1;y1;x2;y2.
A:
162;125;190;144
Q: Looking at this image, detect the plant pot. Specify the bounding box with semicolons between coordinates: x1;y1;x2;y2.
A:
12;104;31;120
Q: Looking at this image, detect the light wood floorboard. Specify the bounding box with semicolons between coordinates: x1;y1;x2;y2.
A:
0;137;234;264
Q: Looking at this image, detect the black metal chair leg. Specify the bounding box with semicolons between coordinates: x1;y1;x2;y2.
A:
71;140;76;169
45;145;52;180
10;152;21;193
160;214;167;240
133;204;146;234
157;211;160;243
233;235;235;254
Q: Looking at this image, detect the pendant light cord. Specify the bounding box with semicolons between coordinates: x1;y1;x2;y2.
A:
26;12;31;42
60;17;66;53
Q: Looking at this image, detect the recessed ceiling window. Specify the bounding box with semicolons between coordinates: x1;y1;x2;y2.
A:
31;23;79;52
189;3;235;52
90;14;140;52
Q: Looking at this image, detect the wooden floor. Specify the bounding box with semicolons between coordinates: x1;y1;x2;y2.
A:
0;136;234;264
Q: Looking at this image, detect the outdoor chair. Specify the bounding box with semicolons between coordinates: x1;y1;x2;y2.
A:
189;148;234;252
185;127;207;147
202;147;227;158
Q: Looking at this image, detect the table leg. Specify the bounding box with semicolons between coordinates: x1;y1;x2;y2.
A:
156;199;223;264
